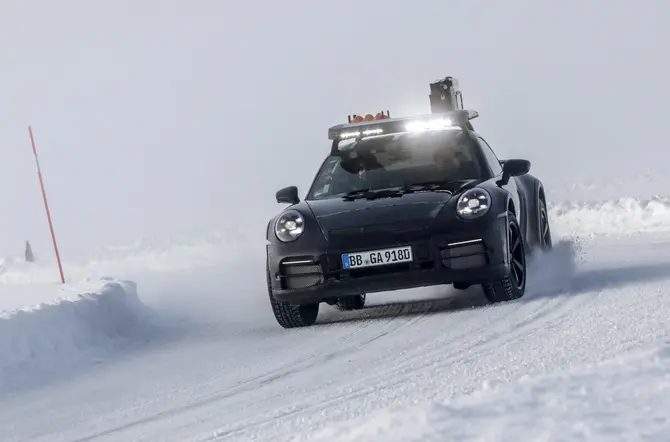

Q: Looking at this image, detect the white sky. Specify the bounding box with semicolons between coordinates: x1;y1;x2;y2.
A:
1;0;667;259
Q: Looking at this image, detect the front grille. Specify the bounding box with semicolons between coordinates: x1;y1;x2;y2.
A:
347;260;434;278
279;260;323;290
328;220;431;249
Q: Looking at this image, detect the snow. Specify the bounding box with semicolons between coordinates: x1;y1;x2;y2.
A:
549;196;670;237
0;279;153;394
0;191;669;439
2;209;670;441
1;1;669;440
309;342;670;442
2;179;670;441
0;229;258;286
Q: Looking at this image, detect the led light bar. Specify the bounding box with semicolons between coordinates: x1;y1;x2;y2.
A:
328;109;478;141
339;128;384;139
405;118;455;132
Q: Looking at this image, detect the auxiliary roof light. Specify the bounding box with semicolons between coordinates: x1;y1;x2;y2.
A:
405;118;454;133
339;128;384;139
328;110;478;142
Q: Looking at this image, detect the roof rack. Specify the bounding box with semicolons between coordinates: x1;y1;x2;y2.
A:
328;109;478;154
328;76;475;155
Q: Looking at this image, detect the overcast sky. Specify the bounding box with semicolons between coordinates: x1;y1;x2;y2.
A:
1;0;667;260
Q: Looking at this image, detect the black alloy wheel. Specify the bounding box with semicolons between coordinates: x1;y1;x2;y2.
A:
481;212;527;303
509;220;526;291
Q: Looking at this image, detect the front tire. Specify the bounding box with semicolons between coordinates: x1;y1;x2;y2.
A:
482;212;527;303
539;198;553;250
266;262;319;328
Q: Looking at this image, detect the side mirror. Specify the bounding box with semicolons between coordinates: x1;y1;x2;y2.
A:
502;159;531;177
497;159;530;186
276;186;300;204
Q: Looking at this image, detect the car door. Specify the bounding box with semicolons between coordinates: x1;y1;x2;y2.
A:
477;136;522;225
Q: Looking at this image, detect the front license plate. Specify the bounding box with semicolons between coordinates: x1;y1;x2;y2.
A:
342;246;413;269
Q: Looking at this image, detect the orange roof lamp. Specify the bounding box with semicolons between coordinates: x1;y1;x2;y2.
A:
347;111;390;123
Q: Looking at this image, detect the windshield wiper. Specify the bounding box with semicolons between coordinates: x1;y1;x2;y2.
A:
341;187;407;200
399;180;462;194
341;188;373;200
340;180;469;201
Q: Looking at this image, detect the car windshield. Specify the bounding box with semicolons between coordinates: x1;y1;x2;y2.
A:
306;129;484;200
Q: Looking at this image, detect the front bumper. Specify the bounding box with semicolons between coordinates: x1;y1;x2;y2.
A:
268;213;510;304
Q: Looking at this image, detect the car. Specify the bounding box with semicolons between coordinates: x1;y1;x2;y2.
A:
265;77;553;328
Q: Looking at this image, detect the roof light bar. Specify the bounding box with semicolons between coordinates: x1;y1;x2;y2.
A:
328;109;478;141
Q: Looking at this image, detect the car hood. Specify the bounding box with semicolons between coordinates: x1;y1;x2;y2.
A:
305;192;453;231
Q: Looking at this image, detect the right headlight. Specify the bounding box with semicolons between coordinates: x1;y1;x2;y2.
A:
456;188;491;219
274;209;306;242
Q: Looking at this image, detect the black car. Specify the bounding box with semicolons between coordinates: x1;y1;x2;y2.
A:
265;78;552;328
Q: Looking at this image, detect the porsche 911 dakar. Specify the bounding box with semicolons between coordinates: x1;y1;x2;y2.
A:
265;76;553;328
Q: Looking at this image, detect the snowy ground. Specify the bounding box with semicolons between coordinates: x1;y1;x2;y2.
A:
311;340;670;442
1;187;670;441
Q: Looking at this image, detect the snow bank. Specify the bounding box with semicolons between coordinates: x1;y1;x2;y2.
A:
309;341;670;442
549;196;670;237
0;278;151;392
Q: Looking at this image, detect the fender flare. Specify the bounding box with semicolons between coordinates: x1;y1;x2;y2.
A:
515;174;544;252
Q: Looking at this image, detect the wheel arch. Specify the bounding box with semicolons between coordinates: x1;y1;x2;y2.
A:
514;173;544;252
266;217;274;241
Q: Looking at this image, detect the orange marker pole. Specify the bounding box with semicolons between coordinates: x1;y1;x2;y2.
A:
28;126;65;284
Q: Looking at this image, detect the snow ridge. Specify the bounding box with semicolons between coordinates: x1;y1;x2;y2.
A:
0;279;152;393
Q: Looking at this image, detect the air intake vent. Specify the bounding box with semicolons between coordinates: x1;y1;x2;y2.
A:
280;260;323;290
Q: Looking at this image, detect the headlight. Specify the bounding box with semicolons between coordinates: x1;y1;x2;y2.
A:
274;209;306;242
456;188;491;219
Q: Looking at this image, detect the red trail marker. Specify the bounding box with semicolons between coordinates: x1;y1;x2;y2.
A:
28;126;65;284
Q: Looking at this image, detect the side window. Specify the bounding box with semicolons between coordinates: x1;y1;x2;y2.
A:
308;157;339;198
478;136;503;176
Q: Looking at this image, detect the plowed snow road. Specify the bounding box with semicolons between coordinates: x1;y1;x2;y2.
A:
2;234;670;442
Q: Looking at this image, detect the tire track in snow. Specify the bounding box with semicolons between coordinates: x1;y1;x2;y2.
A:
188;245;589;439
72;272;586;442
126;268;580;441
6;237;630;442
68;298;438;442
196;287;596;441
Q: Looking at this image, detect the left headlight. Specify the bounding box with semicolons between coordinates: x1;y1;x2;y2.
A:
274;209;306;242
456;188;491;219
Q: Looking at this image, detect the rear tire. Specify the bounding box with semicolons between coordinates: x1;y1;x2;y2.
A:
266;261;319;328
336;294;366;310
482;212;527;303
